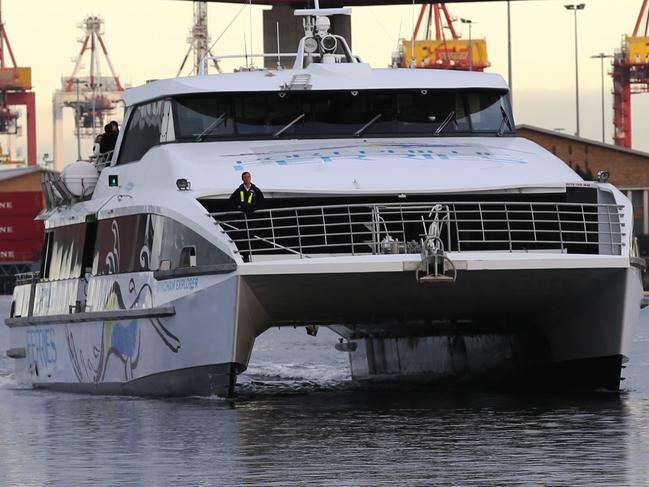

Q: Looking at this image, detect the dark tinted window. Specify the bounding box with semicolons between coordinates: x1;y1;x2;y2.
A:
173;89;511;141
41;224;86;280
92;214;233;275
93;215;153;275
117;100;165;164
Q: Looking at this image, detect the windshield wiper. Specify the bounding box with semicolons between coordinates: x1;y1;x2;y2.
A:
273;113;305;138
196;113;227;141
354;114;382;137
434;111;455;136
497;106;513;136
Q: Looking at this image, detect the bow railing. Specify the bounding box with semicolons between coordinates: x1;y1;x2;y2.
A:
210;200;625;261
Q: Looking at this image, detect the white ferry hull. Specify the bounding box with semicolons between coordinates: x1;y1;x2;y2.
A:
8;274;244;397
7;253;643;395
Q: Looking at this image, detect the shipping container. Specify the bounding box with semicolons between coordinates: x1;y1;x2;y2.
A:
0;217;43;241
0;239;42;262
0;67;31;90
0;191;43;217
401;39;490;71
626;36;649;65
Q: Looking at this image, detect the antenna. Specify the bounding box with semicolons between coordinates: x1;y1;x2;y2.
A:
243;32;248;68
248;0;253;68
276;21;281;70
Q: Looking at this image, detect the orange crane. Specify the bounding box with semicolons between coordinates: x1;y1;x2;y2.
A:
612;0;649;148
398;3;489;71
0;2;36;165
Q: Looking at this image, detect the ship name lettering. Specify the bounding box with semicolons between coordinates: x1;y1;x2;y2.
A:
26;328;57;366
159;277;199;292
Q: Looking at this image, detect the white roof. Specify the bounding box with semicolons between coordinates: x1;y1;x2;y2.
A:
123;63;509;106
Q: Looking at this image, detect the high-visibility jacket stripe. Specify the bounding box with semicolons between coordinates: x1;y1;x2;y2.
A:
240;190;254;204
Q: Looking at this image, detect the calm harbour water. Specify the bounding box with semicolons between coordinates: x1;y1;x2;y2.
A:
1;294;649;486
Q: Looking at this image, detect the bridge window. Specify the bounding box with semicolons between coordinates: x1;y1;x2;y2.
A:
173;89;513;141
116;99;174;164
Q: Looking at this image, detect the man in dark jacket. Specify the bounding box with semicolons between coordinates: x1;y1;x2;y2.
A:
99;123;118;153
229;171;264;214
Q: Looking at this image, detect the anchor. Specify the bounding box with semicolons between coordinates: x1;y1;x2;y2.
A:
416;204;457;283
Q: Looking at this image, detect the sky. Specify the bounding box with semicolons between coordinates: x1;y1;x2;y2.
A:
0;0;648;164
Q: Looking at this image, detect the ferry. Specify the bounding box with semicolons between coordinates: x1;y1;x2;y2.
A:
5;4;645;396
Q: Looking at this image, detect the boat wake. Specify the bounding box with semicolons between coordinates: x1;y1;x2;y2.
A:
0;371;30;390
238;360;351;395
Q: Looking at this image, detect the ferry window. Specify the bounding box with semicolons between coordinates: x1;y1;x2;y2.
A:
40;231;53;279
179;246;197;267
159;100;175;143
172;89;513;141
93;215;154;275
41;224;86;280
92;214;233;276
116;100;166;165
174;97;234;138
148;216;231;271
465;92;511;133
81;222;97;274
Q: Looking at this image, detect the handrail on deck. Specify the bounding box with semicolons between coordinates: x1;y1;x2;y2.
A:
210;200;626;261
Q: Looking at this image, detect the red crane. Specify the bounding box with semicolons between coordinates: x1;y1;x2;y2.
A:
612;0;649;148
0;6;36;165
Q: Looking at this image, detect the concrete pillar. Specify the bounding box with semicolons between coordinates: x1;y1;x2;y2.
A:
52;94;65;172
263;5;352;69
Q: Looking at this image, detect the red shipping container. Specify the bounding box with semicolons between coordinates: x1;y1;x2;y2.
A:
0;239;42;262
0;217;43;241
0;191;43;217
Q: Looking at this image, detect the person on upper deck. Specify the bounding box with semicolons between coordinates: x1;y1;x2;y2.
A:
99;123;118;154
229;171;265;214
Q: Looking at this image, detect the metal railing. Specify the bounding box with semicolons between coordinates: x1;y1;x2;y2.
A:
15;271;40;286
210;201;626;260
93;150;113;171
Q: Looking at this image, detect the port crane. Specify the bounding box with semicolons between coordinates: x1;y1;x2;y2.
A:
397;3;489;71
52;16;124;171
613;0;649;148
0;2;35;165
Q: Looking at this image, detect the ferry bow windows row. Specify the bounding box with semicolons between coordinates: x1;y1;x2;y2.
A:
172;90;514;141
39;215;233;281
115;90;513;164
